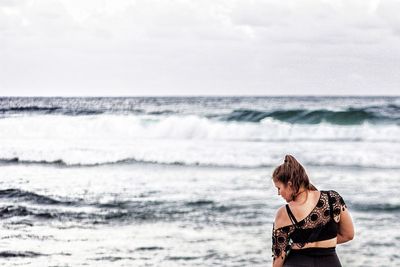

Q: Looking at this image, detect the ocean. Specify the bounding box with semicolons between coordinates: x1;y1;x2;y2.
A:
0;96;399;266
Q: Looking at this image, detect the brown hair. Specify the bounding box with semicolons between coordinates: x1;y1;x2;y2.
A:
272;155;317;200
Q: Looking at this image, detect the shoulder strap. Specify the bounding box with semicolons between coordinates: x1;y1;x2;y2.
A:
285;204;299;227
326;190;334;220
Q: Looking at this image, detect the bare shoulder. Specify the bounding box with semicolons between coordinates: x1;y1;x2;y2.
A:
274;205;290;229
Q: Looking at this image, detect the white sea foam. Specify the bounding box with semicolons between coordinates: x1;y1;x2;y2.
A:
1;114;399;142
0;114;399;168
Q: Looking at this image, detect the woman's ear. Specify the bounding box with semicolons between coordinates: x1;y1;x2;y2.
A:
288;181;292;187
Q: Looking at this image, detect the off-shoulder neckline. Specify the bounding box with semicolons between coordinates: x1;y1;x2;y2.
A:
274;190;324;231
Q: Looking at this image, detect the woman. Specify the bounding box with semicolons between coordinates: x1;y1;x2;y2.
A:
271;155;354;267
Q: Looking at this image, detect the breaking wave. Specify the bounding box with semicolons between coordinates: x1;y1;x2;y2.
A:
221;106;400;125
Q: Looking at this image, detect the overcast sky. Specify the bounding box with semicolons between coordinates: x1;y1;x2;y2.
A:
1;0;400;96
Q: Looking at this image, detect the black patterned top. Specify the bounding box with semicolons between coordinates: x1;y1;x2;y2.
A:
272;190;347;261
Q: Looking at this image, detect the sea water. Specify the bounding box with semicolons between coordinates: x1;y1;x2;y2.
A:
0;96;399;266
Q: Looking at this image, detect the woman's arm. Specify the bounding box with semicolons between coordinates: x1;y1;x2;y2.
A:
272;207;289;267
337;207;354;244
273;255;285;267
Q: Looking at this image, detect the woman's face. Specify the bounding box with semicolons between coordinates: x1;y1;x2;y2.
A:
273;180;293;203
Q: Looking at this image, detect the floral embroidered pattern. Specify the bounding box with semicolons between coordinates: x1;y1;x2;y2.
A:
272;224;295;260
272;190;346;261
330;190;347;223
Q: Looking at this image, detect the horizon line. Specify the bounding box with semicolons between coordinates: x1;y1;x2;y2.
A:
1;94;399;98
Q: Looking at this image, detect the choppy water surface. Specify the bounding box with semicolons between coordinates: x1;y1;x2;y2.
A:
0;97;399;266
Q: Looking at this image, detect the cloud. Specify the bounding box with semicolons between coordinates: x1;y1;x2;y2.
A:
1;0;395;45
376;0;400;36
0;0;78;42
0;0;400;96
229;0;393;46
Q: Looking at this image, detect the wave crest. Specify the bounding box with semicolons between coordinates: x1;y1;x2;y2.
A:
0;189;75;206
222;107;399;125
351;202;400;212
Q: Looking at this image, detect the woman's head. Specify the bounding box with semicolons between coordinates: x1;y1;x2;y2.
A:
272;155;316;201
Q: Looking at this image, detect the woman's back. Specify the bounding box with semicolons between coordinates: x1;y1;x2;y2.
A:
271;155;354;267
272;190;351;267
277;190;321;227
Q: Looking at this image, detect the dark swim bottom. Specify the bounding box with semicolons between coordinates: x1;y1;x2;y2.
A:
283;247;342;267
